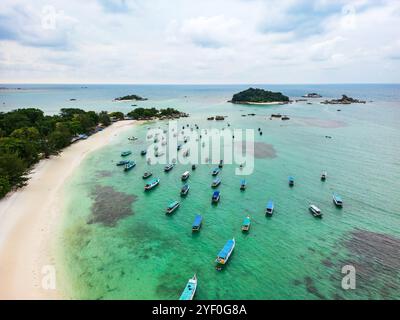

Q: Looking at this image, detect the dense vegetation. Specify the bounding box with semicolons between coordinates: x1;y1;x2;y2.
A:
0;108;111;198
127;107;188;120
230;88;289;103
114;94;147;101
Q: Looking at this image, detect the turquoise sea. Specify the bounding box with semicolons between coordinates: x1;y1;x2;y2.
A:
1;84;400;299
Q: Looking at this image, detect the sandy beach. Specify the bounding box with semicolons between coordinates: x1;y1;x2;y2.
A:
0;120;137;299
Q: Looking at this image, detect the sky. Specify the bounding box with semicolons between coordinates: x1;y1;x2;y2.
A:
0;0;399;84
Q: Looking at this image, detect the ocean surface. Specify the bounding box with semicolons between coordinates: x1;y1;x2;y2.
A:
1;84;400;299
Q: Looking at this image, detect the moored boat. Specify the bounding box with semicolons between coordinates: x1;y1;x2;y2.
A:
211;178;221;188
116;160;129;166
240;179;247;190
241;216;251;231
265;200;274;216
181;171;190;181
212;191;220;203
142;171;152;179
309;204;322;218
124;161;136;171
321;171;327;181
144;178;160;190
179;274;197;300
140;150;147;156
288;176;294;186
333;194;343;207
181;184;190;196
166;201;180;214
219;160;224;168
192;164;196;170
192;215;203;232
121;151;132;157
216;238;235;269
212;168;220;176
164;164;175;172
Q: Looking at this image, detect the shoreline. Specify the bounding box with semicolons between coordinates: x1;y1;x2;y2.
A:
0;120;138;299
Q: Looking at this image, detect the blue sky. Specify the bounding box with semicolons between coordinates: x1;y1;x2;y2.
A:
0;0;399;83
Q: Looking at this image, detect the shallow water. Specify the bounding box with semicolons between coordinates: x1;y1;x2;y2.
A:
3;84;399;299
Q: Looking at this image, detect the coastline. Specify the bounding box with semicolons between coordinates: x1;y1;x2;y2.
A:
229;101;288;105
0;120;138;299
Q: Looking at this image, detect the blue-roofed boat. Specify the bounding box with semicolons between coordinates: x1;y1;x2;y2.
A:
116;160;129;166
216;238;235;269
179;274;197;300
121;151;132;157
240;179;247;190
181;184;190;196
212;168;220;176
142;171;152;179
192;215;203;231
265;200;274;216
140;150;147;156
166;201;180;214
211;178;221;188
144;178;160;190
333;194;343;207
212;191;220;203
288;176;294;186
241;216;251;232
124;161;136;171
164;164;175;172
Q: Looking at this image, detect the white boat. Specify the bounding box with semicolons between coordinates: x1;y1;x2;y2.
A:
181;171;190;181
309;204;322;218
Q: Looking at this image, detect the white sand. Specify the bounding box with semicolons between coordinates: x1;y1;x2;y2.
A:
0;120;137;299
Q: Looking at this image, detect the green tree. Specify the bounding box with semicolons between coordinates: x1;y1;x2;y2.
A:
99;111;111;126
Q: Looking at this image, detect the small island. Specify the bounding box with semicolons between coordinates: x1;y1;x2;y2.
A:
127;107;188;120
321;95;366;105
114;94;148;101
228;88;289;105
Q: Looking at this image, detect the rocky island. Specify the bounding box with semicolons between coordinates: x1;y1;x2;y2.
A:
228;88;289;105
321;95;366;104
114;94;148;101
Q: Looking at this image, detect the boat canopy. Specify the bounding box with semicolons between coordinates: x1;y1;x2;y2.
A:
213;191;220;197
334;194;342;202
182;171;190;176
148;178;158;185
288;176;294;181
218;239;235;259
242;217;251;226
240;179;247;185
168;201;179;209
267;200;274;209
192;215;203;228
213;178;221;183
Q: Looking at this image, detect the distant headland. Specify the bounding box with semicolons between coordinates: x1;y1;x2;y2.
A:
228;88;290;105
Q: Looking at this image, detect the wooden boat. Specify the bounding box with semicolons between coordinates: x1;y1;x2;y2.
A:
192;164;196;170
321;171;327;181
212;191;220;203
179;274;197;300
212;168;220;176
240;179;247;190
216;238;235;269
144;178;160;191
116;160;129;166
181;184;190;196
181;171;190;181
166;201;180;214
309;204;322;218
140;150;147;156
219;160;224;168
211;178;221;188
333;194;343;207
124;161;136;171
288;176;294;186
164;164;174;172
142;171;152;179
121;151;132;157
265;200;274;216
241;216;251;232
192;215;203;232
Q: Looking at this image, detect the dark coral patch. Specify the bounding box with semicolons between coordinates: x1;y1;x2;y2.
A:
235;141;277;159
88;186;137;227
